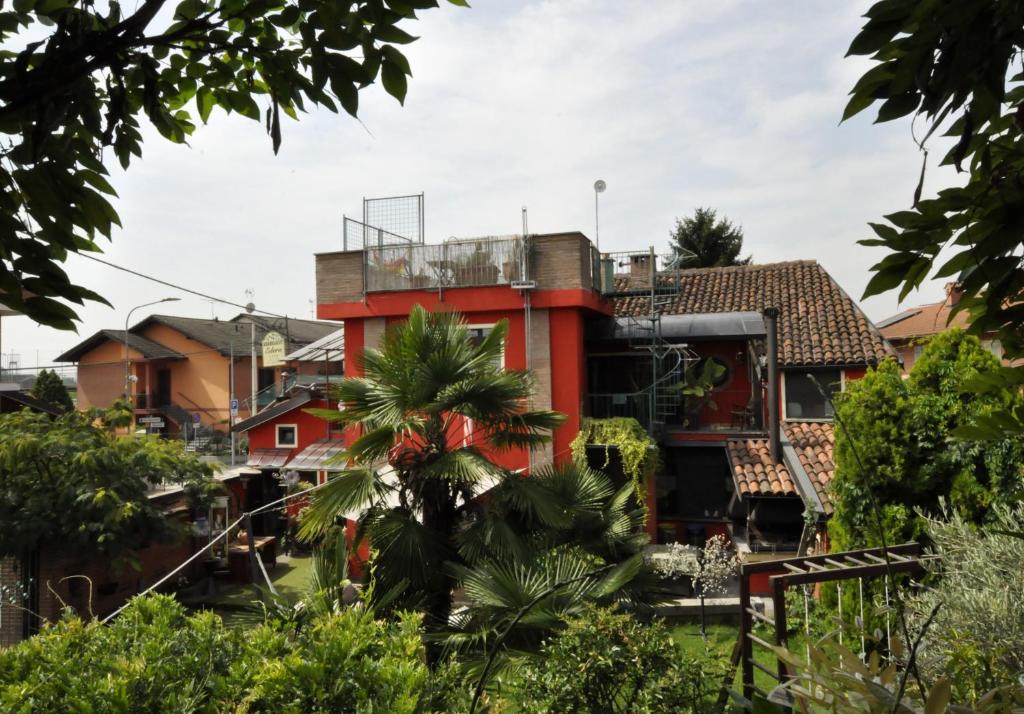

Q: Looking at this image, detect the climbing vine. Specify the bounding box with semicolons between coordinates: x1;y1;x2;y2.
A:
570;417;658;503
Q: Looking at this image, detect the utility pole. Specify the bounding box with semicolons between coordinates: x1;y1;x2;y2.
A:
229;338;236;466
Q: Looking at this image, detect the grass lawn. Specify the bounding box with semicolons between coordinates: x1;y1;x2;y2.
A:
185;554;314;626
671;621;814;701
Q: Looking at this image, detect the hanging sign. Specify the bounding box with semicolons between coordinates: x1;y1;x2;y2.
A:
262;331;286;367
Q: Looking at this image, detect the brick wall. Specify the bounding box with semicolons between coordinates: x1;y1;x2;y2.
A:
529;233;592;290
528;308;553;466
363;318;386;350
316;251;364;304
34;535;197;624
0;557;24;647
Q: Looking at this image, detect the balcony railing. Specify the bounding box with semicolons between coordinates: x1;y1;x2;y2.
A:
587;392;652;429
133;393;172;409
365;236;526;292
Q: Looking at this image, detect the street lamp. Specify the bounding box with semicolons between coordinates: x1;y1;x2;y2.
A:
593;179;607;251
124;297;180;402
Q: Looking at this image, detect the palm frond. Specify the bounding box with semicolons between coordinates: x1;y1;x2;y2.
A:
419;446;506;487
299;467;391;540
346;425;396;463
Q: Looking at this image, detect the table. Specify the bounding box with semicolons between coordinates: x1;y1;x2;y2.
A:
227;536;277;583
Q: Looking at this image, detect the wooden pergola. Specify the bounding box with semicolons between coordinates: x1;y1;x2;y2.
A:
735;542;927;707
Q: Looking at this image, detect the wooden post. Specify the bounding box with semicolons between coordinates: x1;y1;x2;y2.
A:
244;513;262;600
739;562;754;701
772;575;791;710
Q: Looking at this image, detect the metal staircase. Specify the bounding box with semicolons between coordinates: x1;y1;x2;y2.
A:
622;315;697;436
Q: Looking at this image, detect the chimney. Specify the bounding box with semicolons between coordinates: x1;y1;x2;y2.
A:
944;282;963;306
763;307;781;464
629;254;651;287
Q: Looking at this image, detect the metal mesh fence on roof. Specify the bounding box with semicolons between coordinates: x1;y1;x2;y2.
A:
364;236;526;292
363;193;424;245
342;216;416;251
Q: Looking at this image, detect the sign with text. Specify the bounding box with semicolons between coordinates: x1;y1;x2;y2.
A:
138;416;164;426
262;331;286;367
230;398;238;416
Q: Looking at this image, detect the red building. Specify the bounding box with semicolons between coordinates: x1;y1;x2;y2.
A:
227;231;894;568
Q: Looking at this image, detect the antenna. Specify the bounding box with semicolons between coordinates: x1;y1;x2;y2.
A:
593;179;607;251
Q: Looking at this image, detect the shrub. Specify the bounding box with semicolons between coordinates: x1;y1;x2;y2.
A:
908;503;1024;703
0;594;433;713
505;604;722;713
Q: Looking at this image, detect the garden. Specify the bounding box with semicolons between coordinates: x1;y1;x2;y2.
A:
2;312;1023;712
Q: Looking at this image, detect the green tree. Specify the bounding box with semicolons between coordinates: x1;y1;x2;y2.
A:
0;0;465;329
299;305;566;639
843;0;1024;436
669;207;751;268
830;329;1024;553
30;368;73;412
0;408;218;568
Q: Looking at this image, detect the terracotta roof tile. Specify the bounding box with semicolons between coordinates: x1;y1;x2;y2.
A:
784;421;836;514
726;421;837;513
726;438;797;498
611;261;894;367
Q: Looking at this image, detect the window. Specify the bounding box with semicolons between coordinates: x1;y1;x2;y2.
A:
276;424;297;448
912;344;925;361
698;355;732;389
784;370;842;420
467;324;504;369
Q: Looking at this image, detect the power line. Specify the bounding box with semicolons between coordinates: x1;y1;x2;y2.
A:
80;253;288;319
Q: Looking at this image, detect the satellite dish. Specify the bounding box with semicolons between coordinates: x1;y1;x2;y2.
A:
594;179;607;193
245;302;255;314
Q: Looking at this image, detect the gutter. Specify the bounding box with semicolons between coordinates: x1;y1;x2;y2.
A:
781;439;825;516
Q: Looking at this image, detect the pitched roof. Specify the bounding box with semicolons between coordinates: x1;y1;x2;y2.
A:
877;300;970;341
611;261;895;367
284;327;344;363
131;314;338;356
232;391;313;433
727;437;797;498
247;448;292;469
240;315;339;346
0;388;65;415
785;422;835;514
725;421;837;513
56;329;184;362
288;438;346;471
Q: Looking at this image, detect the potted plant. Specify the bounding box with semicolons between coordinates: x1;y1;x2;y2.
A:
678;358;727;428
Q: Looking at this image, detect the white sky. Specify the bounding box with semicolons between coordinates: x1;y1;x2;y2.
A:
3;0;961;369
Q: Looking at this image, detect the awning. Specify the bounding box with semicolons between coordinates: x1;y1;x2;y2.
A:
247;448;292;469
288;438;347;471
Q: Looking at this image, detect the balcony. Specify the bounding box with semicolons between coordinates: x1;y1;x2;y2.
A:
317;232;602;304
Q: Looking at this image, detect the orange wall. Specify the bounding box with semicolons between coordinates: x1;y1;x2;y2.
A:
138;324;234;429
76;340;145;409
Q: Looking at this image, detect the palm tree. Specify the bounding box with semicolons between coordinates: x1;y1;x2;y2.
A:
300;305;567;647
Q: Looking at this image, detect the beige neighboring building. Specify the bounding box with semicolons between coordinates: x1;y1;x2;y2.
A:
56;314;339;435
878;283;1011;373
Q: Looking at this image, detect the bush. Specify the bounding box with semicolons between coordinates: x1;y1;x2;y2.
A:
908;504;1024;703
0;594;433;713
504;604;722;713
